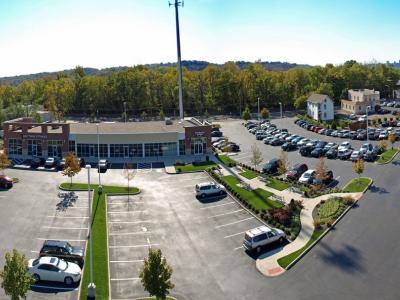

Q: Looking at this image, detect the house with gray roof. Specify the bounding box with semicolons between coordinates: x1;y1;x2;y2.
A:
307;94;334;121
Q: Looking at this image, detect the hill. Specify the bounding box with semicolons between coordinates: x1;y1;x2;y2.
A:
0;60;311;85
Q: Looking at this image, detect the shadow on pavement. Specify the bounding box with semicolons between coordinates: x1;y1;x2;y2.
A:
246;240;290;261
196;194;228;203
368;184;389;194
318;242;364;273
30;280;79;293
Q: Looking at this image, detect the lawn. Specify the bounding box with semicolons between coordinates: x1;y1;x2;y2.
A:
60;183;139;300
342;177;372;193
175;161;216;172
277;228;323;269
217;154;237;167
221;175;283;210
377;148;399;163
239;168;259;180
319;199;340;219
266;177;291;191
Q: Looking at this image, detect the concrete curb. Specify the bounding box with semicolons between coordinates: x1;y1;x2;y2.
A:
376;149;399;165
284;182;372;271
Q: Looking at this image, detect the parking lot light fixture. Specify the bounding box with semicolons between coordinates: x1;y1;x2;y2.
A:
85;164;96;299
366;106;370;142
96;124;102;190
257;97;260;120
279;102;283;118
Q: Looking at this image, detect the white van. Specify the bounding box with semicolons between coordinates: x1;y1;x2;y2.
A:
243;226;285;252
195;182;226;198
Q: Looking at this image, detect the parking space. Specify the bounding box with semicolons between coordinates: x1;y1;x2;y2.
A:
220;118;380;187
107;171;272;299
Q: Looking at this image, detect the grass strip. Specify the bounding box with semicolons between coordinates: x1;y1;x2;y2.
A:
342;177;372;193
265;177;291;191
221;175;283;210
175;161;216;172
239;168;259;180
277;228;323;269
60;183;139;300
217;154;237;166
377;148;398;163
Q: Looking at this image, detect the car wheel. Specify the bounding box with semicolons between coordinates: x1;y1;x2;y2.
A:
201;193;206;198
32;273;40;283
256;246;261;253
64;276;73;285
219;190;224;195
279;237;284;244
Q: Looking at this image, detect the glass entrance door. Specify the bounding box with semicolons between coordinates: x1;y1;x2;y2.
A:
124;145;129;158
194;139;203;155
89;145;95;157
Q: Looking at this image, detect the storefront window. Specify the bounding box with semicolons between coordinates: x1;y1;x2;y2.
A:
69;140;76;153
144;142;177;157
190;137;206;155
77;143;108;158
179;140;185;155
28;140;42;156
110;144;143;158
48;140;63;158
8;139;22;155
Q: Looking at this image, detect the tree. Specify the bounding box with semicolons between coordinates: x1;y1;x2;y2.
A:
0;151;11;175
378;140;387;154
353;158;364;183
294;95;308;110
203;110;210;119
62;152;81;187
277;150;289;175
122;163;136;206
158;110;165;120
260;107;269;119
0;249;34;300
388;133;397;149
250;143;263;168
314;157;328;191
242;106;251;121
139;248;174;300
141;111;148;120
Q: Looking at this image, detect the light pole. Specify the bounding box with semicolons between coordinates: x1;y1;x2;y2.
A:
86;164;96;299
96;124;102;190
366;106;370;142
257;97;260;120
279;102;283;118
123;101;127;123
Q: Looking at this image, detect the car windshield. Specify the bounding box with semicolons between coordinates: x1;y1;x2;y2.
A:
244;234;252;243
304;173;311;178
56;258;68;271
65;242;73;253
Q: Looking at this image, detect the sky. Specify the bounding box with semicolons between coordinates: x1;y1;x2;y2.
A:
0;0;399;77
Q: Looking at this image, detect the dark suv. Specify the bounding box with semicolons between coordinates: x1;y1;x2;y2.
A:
285;163;308;180
39;240;84;267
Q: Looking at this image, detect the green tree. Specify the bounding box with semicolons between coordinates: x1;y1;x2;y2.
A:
294;95;308;109
141;111;148;120
242;106;251;121
260;107;269;119
139;248;174;300
0;249;34;300
62;152;81;187
158;110;165;120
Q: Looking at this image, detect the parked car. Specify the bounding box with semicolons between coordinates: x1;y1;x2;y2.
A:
28;256;82;285
364;150;377;162
310;147;324;158
270;138;285;146
242;226;285;252
350;150;362;162
379;130;388;140
326;148;338;159
312;170;334;186
0;175;13;189
58;158;66;170
195;182;226;198
299;145;314;157
281;142;297;151
338;141;351;151
323;142;337;154
325;129;333;136
297;138;310;147
338;148;352;160
359;143;373;155
39;240;84;267
299;170;316;184
45;157;57;168
262;158;280;174
226;143;240;152
30;157;44;168
98;159;108;171
285;163;308;181
211;131;223;138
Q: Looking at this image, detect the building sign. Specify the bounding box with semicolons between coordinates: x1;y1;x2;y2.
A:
194;132;205;136
22;134;48;139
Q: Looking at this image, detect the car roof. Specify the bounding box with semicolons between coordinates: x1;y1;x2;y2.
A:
304;170;315;174
246;226;271;238
38;256;59;265
197;182;215;187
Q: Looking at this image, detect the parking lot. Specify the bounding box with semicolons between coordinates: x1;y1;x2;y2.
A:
220;117;382;188
107;171;271;300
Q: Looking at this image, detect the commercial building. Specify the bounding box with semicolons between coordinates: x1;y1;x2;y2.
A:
341;89;380;114
3;117;212;162
306;94;334;121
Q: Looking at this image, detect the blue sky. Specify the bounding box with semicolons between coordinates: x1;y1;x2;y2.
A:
0;0;399;76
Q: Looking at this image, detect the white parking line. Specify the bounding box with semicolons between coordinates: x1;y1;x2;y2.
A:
110;277;140;281
36;238;86;242
109;244;159;249
224;230;248;239
215;217;254;228
60;207;88;209
208;209;244;219
108;211;146;214
42;226;88;230
108;221;153;224
47;216;89;219
234;245;244;251
235;154;251;160
30;250;39;253
109;231;149;236
109;259;144;263
200;202;235;209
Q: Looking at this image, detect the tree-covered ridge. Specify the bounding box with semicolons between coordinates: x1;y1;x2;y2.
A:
0;61;399;124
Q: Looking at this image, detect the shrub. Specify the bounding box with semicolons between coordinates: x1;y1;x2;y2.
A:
313;219;322;229
270;208;292;225
284;228;291;236
320;200;326;204
342;196;355;206
176;167;181;173
326;218;333;227
290;234;296;240
175;160;185;166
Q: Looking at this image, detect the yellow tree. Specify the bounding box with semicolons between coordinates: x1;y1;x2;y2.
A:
277;150;290;175
0;151;11;175
353;158;364;185
62;152;81;187
388;133;397;150
314;157;328;191
260;107;269;120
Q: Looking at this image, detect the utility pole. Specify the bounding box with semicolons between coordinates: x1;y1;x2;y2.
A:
123;101;127;123
86;165;96;299
169;0;184;120
279;102;283;118
257;97;260;120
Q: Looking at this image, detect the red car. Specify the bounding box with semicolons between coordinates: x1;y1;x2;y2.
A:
0;176;13;189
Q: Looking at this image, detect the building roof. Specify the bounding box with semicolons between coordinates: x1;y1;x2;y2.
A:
307;94;331;104
69;118;210;135
349;89;379;95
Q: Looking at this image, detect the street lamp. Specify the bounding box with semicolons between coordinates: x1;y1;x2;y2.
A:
123;101;127;123
366;106;371;142
96;124;102;190
279;102;283;118
86;164;96;299
257;97;260;120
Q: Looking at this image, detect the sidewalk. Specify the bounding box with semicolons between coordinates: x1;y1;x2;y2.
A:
215;162;364;277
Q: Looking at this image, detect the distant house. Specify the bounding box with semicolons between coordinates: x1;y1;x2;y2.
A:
341;89;380;114
306;94;334;121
